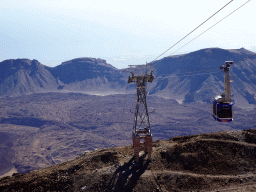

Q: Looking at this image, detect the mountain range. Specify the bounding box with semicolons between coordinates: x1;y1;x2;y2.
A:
0;47;256;109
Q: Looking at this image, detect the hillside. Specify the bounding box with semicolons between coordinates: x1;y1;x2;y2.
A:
1;128;256;191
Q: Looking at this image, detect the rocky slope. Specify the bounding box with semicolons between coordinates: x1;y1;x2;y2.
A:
0;59;59;97
1;128;256;191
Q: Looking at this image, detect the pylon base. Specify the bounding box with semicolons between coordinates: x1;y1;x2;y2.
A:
133;133;152;163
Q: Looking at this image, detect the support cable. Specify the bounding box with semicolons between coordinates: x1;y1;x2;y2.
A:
170;0;252;56
169;68;219;76
150;0;234;63
232;52;256;93
233;52;256;65
139;0;254;81
120;82;129;129
173;70;221;78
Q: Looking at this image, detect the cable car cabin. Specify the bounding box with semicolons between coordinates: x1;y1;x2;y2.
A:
212;96;233;122
212;61;234;122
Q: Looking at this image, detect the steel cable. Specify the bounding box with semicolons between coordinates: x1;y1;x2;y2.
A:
150;0;234;63
170;0;252;56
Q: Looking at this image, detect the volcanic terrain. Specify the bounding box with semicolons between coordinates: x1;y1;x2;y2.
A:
1;129;256;191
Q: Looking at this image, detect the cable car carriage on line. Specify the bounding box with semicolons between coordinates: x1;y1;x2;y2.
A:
212;61;233;122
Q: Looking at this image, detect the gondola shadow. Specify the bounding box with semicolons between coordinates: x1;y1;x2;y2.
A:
107;154;150;192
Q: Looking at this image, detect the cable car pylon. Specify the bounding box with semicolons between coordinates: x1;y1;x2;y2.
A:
126;64;154;163
212;61;234;122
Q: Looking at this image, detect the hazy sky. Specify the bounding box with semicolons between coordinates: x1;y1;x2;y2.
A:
1;0;255;68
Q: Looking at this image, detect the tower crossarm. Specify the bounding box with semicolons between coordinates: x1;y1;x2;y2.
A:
128;74;154;84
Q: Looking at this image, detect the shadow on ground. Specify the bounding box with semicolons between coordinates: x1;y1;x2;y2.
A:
107;155;150;192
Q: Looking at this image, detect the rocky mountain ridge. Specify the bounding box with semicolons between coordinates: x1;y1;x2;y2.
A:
0;59;59;97
0;57;127;97
0;48;256;108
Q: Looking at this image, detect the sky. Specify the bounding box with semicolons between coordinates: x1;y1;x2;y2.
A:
0;0;255;69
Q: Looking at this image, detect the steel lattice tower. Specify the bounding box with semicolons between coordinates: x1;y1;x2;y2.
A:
127;64;154;163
